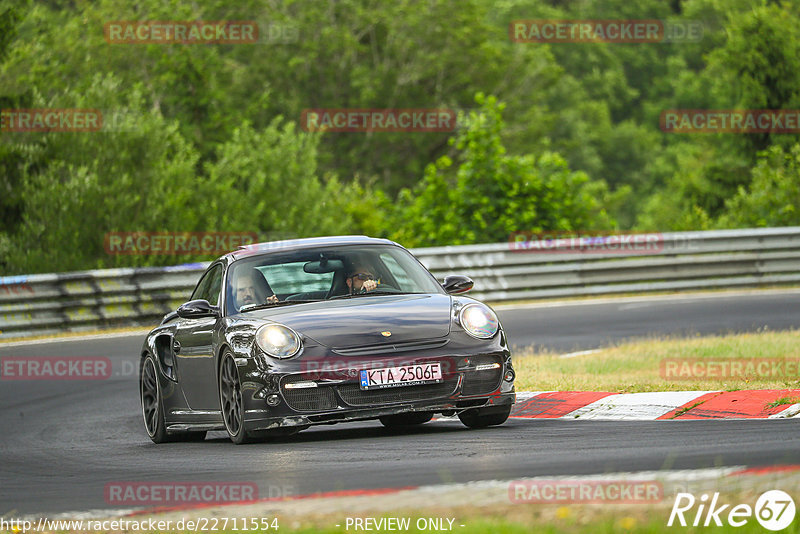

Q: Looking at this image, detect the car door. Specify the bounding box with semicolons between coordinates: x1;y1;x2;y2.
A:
174;263;224;410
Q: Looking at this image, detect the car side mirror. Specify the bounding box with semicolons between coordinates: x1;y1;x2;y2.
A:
442;275;474;294
176;299;220;319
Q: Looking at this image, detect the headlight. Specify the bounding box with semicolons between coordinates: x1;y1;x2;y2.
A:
458;304;499;339
255;323;301;358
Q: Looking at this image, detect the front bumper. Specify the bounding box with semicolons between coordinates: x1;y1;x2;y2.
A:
238;350;515;432
244;392;516;432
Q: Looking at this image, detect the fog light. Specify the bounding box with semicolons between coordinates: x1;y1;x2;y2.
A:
504;369;515;382
266;394;281;406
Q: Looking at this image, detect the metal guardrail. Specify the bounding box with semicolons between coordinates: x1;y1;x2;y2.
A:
0;264;209;339
2;227;799;339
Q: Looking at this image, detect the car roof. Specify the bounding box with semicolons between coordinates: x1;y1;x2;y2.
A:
226;235;399;261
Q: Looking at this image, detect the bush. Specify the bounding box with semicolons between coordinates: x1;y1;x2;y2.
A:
392;94;615;247
719;144;800;228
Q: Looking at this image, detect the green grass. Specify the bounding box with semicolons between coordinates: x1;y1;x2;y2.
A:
671;400;706;418
513;330;800;393
765;396;800;409
281;517;797;533
235;495;800;533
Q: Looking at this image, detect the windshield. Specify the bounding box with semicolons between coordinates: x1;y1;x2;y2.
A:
225;244;444;314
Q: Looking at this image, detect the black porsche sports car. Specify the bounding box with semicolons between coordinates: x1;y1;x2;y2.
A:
139;236;515;444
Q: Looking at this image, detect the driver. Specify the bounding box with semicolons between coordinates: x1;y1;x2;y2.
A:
233;270;278;311
345;262;379;294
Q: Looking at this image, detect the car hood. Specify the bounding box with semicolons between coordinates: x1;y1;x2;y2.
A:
246;294;452;349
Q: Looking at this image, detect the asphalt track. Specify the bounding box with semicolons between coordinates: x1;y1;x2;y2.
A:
1;290;799;516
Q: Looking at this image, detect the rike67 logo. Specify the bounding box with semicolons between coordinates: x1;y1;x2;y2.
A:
668;490;796;530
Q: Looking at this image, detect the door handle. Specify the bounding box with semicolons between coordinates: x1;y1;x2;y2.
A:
172;339;181;354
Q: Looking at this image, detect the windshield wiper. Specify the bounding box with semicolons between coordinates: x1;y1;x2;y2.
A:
240;299;320;312
330;291;415;300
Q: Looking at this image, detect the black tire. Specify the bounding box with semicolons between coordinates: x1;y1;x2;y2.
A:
458;405;511;429
379;411;434;427
219;351;251;444
140;355;170;443
140;355;207;443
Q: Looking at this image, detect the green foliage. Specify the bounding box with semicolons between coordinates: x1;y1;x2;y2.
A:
3;75;202;272
392;95;614;247
636;1;800;230
1;0;799;273
719;144;800;228
0;3;21;61
2;75;387;273
202;118;384;239
0;1;26;246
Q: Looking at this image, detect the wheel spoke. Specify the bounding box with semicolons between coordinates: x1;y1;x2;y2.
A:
140;359;160;434
220;355;243;436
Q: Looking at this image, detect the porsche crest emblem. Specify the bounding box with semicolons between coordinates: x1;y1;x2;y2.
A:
381;331;392;337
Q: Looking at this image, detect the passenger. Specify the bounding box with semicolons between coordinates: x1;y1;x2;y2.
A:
233;270;278;311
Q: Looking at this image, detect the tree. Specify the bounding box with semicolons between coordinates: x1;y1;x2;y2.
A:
202;117;385;240
0;3;26;269
5;75;202;273
719;143;800;228
637;1;800;230
392;94;615;247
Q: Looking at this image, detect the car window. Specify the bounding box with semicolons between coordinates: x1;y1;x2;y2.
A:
204;266;223;305
257;262;333;295
190;270;212;301
225;244;444;315
191;264;223;305
380;253;412;287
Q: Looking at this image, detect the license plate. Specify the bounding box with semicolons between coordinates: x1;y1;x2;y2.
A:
359;363;443;390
